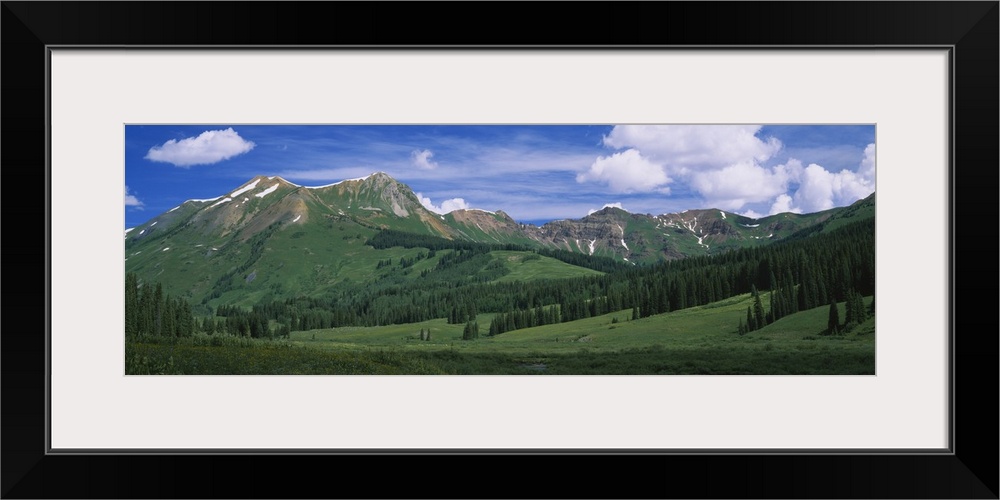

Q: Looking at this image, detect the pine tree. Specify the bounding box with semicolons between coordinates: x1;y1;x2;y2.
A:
125;273;139;337
153;282;164;336
853;291;867;323
462;321;478;340
827;299;840;335
844;290;856;325
752;286;766;329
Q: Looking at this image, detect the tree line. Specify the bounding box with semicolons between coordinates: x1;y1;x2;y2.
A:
223;217;873;337
127;273;291;339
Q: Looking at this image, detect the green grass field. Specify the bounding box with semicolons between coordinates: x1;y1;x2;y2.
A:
126;294;875;375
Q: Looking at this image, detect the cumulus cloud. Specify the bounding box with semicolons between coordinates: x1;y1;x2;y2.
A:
125;186;144;209
689;161;795;210
417;193;470;214
603;125;783;171
785;145;875;213
768;194;800;215
858;143;876;180
587;202;627;216
739;209;766;219
792;164;837;212
583;125;784;209
410;149;438;170
576;149;671;193
145;128;255;167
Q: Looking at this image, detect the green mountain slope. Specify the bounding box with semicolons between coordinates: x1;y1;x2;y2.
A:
125;172;874;308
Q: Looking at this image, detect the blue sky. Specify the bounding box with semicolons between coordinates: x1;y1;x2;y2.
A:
125;124;875;228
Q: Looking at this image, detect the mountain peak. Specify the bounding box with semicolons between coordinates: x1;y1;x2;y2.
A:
362;171;399;186
587;206;630;218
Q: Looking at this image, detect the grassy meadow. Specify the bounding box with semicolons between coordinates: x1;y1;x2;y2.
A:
126;294;875;375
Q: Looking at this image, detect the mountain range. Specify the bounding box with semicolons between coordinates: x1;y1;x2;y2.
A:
124;172;875;307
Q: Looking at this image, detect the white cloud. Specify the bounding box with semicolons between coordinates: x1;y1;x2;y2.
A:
587;202;626;216
410;149;438;170
690;161;794;210
769;194;800;215
417;193;470;214
603;125;783;171
576;149;671;193
125;186;144;209
858;143;876;180
145;128;255;167
789;163;875;213
785;144;875;213
587;125;785;209
791;164;836;212
772;158;804;185
739;209;766;219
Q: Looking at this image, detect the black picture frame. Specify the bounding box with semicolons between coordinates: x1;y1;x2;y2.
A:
3;2;997;498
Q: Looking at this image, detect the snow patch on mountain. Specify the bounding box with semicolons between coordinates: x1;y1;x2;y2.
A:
292;214;301;223
168;206;180;212
741;223;760;228
719;211;726;219
615;224;630;252
190;196;223;203
589;239;596;256
231;179;260;198
210;197;232;208
255;184;279;198
307;173;373;189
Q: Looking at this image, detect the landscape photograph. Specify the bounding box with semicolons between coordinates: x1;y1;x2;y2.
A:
124;124;876;375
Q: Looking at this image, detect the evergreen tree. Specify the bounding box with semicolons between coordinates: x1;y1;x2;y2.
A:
153;282;164;336
853;291;867;323
752;286;766;329
844;291;856;325
827;299;840;335
125;273;139;337
462;321;478;340
162;298;176;337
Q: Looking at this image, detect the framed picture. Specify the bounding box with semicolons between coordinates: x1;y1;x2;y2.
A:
6;2;996;498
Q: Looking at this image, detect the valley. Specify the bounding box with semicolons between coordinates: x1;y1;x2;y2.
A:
124;172;876;375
